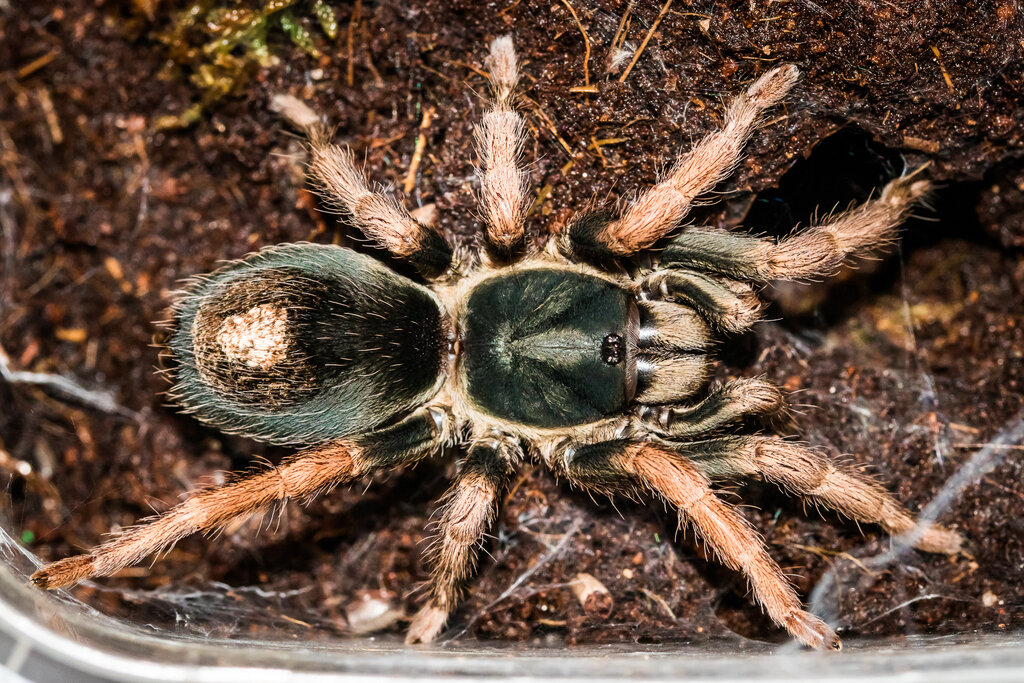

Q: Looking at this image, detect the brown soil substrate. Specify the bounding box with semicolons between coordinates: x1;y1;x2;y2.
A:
2;0;1022;647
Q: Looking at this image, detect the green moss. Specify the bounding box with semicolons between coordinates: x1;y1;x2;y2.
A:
155;0;339;130
313;0;338;39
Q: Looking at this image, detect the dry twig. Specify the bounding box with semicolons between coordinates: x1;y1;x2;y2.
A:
559;0;592;90
619;0;675;84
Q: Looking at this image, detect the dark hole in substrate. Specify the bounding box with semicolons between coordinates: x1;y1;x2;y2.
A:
740;127;995;331
744;127;910;239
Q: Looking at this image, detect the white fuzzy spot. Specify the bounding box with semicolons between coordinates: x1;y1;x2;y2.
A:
216;304;290;369
609;45;634;71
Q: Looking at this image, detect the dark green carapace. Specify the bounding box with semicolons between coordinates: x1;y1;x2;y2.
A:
170;244;446;445
462;268;635;428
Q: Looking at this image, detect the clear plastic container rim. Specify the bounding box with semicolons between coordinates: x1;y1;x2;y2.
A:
1;537;1022;683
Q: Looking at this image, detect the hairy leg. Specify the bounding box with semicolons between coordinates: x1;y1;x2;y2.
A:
477;35;530;261
659;169;931;282
638;378;793;437
560;439;839;650
406;437;515;644
641;269;762;334
558;65;799;261
33;406;451;590
271;94;453;278
666;436;962;554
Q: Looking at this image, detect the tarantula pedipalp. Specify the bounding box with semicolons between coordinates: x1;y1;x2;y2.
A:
32;36;962;650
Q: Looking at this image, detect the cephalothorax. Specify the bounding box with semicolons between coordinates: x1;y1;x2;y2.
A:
33;36;962;649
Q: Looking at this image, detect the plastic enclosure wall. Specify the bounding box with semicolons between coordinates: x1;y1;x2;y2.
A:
1;524;1022;682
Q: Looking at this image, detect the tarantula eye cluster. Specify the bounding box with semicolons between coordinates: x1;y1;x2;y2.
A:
33;35;961;650
601;334;624;364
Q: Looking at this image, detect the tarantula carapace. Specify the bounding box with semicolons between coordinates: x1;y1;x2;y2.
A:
33;36;962;649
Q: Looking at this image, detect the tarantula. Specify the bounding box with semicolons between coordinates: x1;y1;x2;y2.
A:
33;36;962;649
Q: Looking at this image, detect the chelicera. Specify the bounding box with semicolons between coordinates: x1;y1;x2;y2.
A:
33;36;962;649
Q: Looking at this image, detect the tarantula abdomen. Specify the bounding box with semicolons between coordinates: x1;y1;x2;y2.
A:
171;244;448;446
